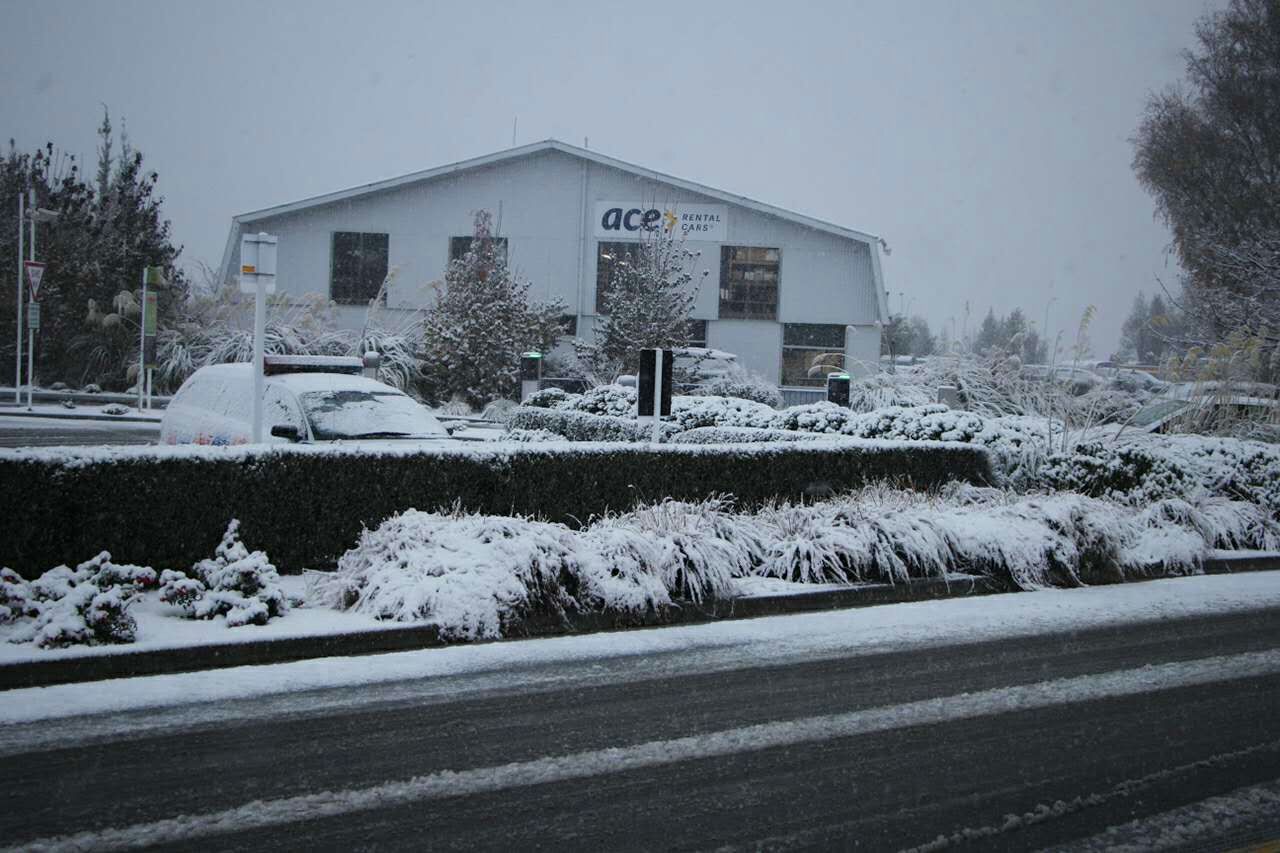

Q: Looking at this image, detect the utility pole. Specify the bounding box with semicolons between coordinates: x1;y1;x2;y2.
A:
14;191;23;403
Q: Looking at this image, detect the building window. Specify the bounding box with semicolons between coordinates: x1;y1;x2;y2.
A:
719;246;780;320
686;319;708;349
595;240;641;314
558;314;578;337
330;232;389;305
781;323;846;387
449;236;508;263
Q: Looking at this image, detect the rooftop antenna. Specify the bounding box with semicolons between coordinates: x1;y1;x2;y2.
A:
511;117;518;147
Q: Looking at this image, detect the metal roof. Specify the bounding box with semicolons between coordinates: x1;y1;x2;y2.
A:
220;140;883;282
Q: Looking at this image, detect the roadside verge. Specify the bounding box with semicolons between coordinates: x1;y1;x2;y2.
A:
0;554;1273;691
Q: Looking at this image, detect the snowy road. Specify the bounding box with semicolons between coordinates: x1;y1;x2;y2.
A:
0;415;158;447
3;577;1280;850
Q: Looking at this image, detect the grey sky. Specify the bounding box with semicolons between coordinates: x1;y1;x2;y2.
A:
0;0;1214;355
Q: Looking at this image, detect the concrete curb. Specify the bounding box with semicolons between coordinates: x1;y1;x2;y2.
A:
0;555;1273;692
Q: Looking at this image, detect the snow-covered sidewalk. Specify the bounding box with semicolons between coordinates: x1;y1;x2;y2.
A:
4;571;1279;726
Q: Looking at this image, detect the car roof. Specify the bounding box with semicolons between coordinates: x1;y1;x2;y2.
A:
187;364;404;394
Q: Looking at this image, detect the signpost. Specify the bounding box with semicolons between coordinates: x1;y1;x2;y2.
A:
637;348;673;443
22;261;45;411
239;233;278;442
138;266;165;410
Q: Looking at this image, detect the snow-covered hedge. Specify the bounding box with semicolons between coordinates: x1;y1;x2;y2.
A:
670;427;827;444
313;486;1276;640
507;406;682;442
1039;436;1280;517
0;440;995;574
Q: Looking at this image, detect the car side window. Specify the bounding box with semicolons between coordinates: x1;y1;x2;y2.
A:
264;385;306;435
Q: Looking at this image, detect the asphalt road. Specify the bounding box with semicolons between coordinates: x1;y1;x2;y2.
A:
3;608;1279;851
0;415;159;447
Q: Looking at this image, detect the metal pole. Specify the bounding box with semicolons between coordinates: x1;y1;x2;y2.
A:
138;269;146;411
651;349;662;445
15;192;23;403
146;367;153;410
26;200;35;410
252;278;265;442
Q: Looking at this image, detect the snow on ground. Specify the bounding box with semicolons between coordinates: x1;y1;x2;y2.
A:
1057;777;1280;852
3;571;1279;725
0;576;395;665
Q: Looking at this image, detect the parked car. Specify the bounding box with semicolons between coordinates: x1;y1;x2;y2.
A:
160;357;450;445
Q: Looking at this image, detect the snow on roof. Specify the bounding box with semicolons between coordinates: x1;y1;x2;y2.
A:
220;139;883;283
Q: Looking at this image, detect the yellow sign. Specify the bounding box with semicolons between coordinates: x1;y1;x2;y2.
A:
241;264;256;274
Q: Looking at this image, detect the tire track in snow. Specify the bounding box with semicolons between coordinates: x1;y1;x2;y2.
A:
11;648;1280;852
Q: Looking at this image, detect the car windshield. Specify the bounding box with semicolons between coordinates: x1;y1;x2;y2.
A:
298;390;446;440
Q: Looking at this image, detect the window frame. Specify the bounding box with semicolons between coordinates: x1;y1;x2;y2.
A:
329;231;390;305
718;245;781;321
686;319;708;349
780;323;847;387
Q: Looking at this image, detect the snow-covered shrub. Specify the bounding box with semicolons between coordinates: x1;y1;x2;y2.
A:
0;568;38;623
522;387;576;409
1038;441;1196;505
689;372;784;408
481;399;519;424
837;405;1057;485
669;395;777;431
771;402;854;434
671;426;828;444
25;583;140;648
754;503;868;584
312;510;584;640
507;406;681;442
846;373;935;413
495;427;563;442
162;521;287;627
601;498;760;602
570;384;637;417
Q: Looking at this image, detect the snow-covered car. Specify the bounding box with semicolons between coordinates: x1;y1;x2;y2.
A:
160;357;450;445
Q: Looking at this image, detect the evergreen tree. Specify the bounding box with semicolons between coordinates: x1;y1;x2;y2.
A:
419;210;564;407
907;315;936;356
575;229;705;381
974;308;1001;352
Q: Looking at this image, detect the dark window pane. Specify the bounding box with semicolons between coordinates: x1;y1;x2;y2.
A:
783;323;846;348
559;314;578;337
781;348;839;386
595;241;641;314
687;319;708;348
331;231;389;305
719;246;780;320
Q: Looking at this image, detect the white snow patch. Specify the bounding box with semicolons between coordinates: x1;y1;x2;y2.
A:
3;572;1280;725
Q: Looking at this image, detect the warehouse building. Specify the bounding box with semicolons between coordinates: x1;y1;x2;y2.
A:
218;139;889;390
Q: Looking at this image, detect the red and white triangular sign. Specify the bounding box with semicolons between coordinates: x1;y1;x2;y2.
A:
23;261;45;301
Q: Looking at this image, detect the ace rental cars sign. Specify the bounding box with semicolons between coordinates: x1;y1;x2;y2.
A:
594;201;727;242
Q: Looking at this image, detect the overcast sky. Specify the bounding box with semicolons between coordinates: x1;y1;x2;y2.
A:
0;0;1215;355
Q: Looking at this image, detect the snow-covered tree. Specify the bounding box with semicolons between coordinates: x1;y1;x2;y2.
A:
419;211;566;406
575;230;705;381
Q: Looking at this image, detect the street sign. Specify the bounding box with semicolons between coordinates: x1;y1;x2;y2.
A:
142;291;158;368
637;348;673;418
23;261;45;301
26;303;40;330
144;266;166;287
239;232;278;296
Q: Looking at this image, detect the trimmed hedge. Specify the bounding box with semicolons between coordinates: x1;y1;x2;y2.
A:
507;406;682;442
0;441;995;576
671;427;826;444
